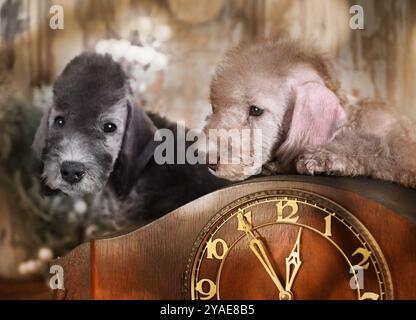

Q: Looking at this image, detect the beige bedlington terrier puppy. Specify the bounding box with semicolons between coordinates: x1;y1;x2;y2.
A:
201;38;416;188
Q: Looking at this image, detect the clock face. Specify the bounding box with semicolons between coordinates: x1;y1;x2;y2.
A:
185;189;393;300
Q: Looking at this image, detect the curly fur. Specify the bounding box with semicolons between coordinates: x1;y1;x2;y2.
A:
33;53;228;230
203;38;416;188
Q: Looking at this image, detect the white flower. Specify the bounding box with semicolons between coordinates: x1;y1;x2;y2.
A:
108;44;124;61
74;199;88;215
137;16;153;35
18;260;42;275
26;260;42;273
95;40;110;55
130;64;145;78
136;46;156;65
18;262;29;275
116;39;131;55
152;53;168;71
125;45;142;63
85;225;99;238
154;25;172;42
38;247;54;262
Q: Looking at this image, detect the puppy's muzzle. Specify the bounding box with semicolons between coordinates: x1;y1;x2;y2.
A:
60;161;86;184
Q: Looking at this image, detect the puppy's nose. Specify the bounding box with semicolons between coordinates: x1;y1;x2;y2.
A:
60;161;86;184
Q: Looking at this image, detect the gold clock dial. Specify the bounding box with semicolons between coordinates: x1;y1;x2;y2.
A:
184;189;393;300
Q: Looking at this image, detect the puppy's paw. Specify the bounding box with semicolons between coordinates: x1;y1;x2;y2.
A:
262;160;285;175
398;172;416;189
296;151;342;176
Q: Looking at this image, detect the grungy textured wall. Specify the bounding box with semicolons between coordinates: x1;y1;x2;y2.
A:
264;0;416;121
0;0;415;128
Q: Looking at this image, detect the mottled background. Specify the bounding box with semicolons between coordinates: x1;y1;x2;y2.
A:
2;0;416;125
0;0;415;298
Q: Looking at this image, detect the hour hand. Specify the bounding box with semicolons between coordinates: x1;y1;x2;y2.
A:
285;228;303;292
248;237;286;295
237;209;292;300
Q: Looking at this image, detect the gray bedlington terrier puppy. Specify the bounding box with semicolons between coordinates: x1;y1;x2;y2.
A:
32;53;227;230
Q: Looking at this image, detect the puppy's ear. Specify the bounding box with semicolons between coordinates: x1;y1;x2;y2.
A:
32;108;60;196
274;82;346;170
109;100;158;198
278;82;346;159
32;108;50;160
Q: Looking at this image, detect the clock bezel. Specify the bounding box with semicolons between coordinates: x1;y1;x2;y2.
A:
183;188;394;300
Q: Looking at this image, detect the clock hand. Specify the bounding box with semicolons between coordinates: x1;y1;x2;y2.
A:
285;228;303;293
248;238;287;295
237;210;292;300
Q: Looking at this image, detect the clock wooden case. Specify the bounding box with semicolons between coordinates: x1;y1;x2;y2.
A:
52;176;416;300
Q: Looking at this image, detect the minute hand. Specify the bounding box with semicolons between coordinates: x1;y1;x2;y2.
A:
285;228;303;292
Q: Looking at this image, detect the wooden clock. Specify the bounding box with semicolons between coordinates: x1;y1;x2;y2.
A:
186;190;392;300
52;176;416;300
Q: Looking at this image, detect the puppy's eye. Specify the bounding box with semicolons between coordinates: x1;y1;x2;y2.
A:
249;105;264;117
103;122;117;133
54;116;65;128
